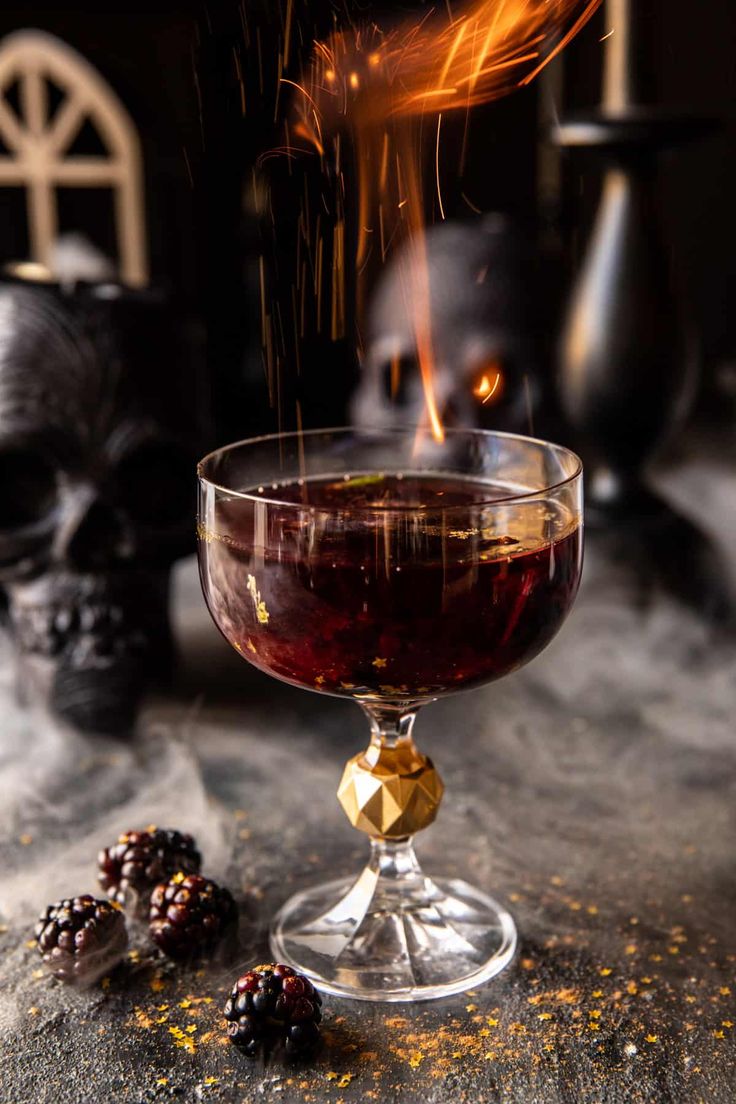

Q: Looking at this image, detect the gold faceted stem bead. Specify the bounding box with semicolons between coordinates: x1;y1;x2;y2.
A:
337;737;444;839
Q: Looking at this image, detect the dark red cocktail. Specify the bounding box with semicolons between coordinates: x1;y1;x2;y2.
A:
200;473;581;701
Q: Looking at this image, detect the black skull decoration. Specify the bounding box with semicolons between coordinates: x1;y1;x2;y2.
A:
0;280;203;735
351;215;540;433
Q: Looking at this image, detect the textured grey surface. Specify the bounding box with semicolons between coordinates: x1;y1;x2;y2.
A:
1;452;735;1103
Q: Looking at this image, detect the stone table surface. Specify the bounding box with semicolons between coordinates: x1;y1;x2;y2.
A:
1;450;736;1104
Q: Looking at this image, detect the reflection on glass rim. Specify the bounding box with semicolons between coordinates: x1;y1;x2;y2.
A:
197;426;583;513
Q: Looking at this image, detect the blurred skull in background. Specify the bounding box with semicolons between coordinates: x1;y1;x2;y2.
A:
0;281;202;735
351;215;541;433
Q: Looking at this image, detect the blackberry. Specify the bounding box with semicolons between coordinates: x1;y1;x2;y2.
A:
149;873;237;959
223;963;322;1058
98;827;201;915
35;894;128;985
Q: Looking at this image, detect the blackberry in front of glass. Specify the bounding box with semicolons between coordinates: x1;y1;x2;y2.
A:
198;428;583;1001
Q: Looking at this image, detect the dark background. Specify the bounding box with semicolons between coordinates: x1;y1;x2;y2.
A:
0;0;734;441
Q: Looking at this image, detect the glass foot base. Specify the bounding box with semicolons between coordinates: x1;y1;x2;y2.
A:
270;855;517;1002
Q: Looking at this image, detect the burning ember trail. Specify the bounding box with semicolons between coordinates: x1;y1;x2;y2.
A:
280;0;601;441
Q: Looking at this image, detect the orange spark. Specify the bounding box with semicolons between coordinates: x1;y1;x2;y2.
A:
284;0;600;441
435;113;446;220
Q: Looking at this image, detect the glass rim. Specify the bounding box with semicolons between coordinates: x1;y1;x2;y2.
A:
197;425;583;513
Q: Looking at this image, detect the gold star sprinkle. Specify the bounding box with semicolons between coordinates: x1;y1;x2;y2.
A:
246;574;270;625
599;968;612;977
645;1034;658;1044
372;657;387;668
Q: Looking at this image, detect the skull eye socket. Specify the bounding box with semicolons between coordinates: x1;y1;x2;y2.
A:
0;448;57;530
114;440;193;528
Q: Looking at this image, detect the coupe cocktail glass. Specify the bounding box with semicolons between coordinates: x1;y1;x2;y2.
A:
198;427;583;1001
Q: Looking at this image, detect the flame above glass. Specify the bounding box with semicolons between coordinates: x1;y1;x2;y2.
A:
284;0;601;441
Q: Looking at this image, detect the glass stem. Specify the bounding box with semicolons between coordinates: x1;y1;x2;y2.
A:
358;702;429;907
362;702;418;750
366;836;427;903
357;703;432;889
339;701;444;841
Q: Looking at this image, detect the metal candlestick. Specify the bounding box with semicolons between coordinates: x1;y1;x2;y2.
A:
556;0;709;521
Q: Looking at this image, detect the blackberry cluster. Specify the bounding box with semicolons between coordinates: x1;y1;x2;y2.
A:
149;873;237;960
98;827;201;914
35;895;128;985
223;963;322;1058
